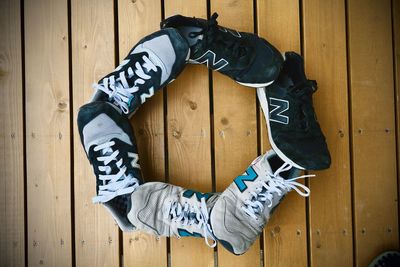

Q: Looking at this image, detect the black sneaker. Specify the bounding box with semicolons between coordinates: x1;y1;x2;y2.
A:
161;13;283;88
368;251;400;267
92;28;190;117
257;52;331;170
77;101;143;231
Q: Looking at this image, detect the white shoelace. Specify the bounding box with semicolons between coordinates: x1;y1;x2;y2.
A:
93;55;157;114
163;197;217;248
242;161;314;220
92;140;140;203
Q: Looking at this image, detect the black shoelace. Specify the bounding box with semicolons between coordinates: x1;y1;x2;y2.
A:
189;13;248;59
288;80;320;133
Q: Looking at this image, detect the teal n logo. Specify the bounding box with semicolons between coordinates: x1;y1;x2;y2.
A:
182;190;212;201
234;166;258;192
178;229;202;238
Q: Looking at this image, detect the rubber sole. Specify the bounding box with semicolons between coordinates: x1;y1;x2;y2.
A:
236;79;274;88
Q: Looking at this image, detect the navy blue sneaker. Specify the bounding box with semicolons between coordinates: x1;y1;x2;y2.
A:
77;101;143;231
161;13;283;87
368;251;400;267
257;52;331;170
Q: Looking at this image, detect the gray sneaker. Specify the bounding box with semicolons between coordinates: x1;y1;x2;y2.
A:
210;150;312;255
128;182;219;247
92;28;190;117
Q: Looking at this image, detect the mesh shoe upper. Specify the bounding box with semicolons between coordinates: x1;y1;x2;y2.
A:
77;101;143;231
210;150;312;255
128;182;219;247
257;51;331;170
161;13;283;87
92;28;190;116
368;251;400;267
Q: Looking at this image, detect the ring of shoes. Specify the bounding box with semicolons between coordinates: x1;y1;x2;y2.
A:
78;13;331;255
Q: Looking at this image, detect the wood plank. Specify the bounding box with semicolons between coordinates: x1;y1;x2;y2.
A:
256;1;307;266
210;0;260;266
347;0;399;265
394;0;400;242
302;0;353;266
24;0;72;266
117;1;168;266
71;1;120;266
0;0;25;266
163;1;214;267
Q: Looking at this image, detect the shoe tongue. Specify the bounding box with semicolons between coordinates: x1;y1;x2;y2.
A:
252;154;273;174
267;153;302;180
265;152;291;178
177;26;204;47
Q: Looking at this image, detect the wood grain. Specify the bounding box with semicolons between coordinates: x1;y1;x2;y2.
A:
347;0;399;265
257;1;307;266
0;0;25;266
163;1;214;267
24;0;72;266
71;1;120;266
117;0;168;266
302;0;353;266
210;0;260;266
394;0;400;243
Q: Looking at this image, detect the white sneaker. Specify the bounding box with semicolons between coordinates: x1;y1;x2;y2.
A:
210;150;312;255
128;182;219;247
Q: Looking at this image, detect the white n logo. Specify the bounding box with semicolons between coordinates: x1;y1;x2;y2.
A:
140;87;154;104
191;50;228;71
269;97;289;124
128;152;140;169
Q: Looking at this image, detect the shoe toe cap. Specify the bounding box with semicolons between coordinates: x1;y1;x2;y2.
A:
277;135;331;170
238;38;283;85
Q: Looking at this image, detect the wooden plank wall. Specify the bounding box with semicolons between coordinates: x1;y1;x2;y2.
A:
1;0;400;266
71;1;120;266
118;1;167;266
24;0;72;266
303;1;353;266
257;1;308;266
0;0;25;266
348;1;399;266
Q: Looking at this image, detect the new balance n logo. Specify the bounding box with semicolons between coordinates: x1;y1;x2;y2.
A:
128;152;140;169
269;97;289;124
178;229;202;238
182;190;212;201
192;50;228;71
140;87;154;104
234;166;258;192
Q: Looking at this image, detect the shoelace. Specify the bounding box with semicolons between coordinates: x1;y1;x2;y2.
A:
92;140;140;203
242;160;314;220
163;197;217;248
190;13;247;59
288;80;317;130
93;55;157;114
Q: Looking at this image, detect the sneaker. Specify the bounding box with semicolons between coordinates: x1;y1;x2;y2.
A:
368;251;400;267
257;52;331;170
77;101;143;231
210;150;312;255
161;13;283;87
92;28;190;116
128;182;219;247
